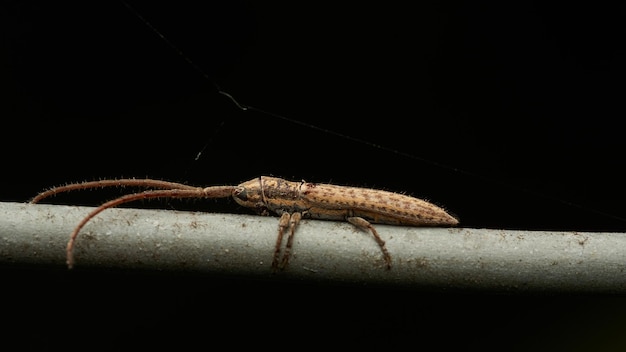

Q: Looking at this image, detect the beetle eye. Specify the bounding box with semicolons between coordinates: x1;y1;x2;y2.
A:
233;187;247;201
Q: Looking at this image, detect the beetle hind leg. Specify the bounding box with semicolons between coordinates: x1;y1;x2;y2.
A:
347;217;392;270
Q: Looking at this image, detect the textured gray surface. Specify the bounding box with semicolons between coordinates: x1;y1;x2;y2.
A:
2;201;625;291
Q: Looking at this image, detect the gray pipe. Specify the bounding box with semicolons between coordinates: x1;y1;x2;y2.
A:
1;201;625;292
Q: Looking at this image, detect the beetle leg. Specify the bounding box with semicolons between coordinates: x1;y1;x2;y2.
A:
272;213;291;269
278;212;302;269
347;217;392;270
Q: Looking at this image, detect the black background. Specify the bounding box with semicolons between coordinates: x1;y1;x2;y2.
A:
3;1;626;350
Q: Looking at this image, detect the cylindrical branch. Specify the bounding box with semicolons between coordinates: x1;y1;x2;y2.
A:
1;201;626;292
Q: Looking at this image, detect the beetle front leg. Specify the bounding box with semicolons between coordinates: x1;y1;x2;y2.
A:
279;212;302;269
271;212;302;270
271;213;291;270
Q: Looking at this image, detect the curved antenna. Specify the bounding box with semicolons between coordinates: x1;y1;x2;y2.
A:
30;179;200;204
65;186;235;269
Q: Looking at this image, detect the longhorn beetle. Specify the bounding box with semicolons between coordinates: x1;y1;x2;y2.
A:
31;176;458;269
